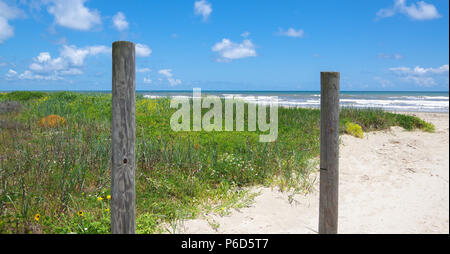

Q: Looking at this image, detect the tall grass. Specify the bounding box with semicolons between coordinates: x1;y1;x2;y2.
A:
0;92;434;233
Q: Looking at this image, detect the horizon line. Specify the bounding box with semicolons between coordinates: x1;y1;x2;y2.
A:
0;90;449;93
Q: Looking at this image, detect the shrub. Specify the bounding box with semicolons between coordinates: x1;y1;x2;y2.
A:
393;114;435;132
38;115;67;128
345;122;364;138
52;92;79;101
3;91;46;101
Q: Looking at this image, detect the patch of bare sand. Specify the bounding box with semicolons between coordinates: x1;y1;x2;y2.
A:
177;112;449;234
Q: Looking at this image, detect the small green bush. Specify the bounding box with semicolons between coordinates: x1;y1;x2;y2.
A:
345;122;364;138
3;91;46;101
52;91;79;101
394;114;435;132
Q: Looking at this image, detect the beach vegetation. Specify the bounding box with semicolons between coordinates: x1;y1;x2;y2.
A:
38;115;67;128
345;122;364;138
0;91;435;233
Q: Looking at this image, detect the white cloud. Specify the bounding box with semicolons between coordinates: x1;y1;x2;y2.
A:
0;1;25;43
389;64;449;75
46;0;101;30
404;76;436;86
143;76;152;84
389;64;449;86
194;0;212;21
241;31;250;38
112;11;128;31
5;69;17;80
212;38;257;62
18;70;63;81
59;68;83;75
376;0;440;21
6;44;110;81
137;68;151;73
88;45;111;55
135;43;152;57
0;17;13;43
0;1;24;19
30;53;66;72
158;69;181;86
59;44;110;66
378;53;404;60
60;45;90;66
37;52;51;63
277;28;304;38
158;69;173;77
168;78;181;86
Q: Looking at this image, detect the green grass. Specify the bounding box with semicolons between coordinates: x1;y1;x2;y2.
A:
0;91;435;233
1;91;46;102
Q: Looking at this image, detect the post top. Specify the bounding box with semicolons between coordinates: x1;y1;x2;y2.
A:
112;41;135;46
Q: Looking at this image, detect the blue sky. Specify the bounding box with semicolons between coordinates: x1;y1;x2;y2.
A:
0;0;448;91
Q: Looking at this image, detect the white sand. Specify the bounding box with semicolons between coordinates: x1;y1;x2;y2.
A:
177;112;449;234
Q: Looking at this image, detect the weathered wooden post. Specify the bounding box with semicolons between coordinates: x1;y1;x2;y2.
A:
319;72;340;234
111;41;136;234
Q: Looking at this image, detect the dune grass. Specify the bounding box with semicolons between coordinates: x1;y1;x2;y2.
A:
0;91;434;233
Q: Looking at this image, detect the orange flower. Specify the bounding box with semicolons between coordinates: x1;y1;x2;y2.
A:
37;115;67;128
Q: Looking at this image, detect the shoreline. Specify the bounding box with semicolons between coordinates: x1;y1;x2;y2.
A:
177;112;449;234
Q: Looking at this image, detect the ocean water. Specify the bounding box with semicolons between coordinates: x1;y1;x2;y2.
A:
139;91;449;113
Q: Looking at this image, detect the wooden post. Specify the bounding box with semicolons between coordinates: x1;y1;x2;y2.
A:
111;41;136;234
319;72;340;234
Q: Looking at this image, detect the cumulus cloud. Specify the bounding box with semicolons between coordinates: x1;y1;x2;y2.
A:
389;64;449;86
277;28;304;38
36;52;51;63
0;1;24;19
0;1;25;43
112;11;128;31
376;0;441;21
212;38;257;62
8;69;63;81
158;69;181;86
59;44;110;66
0;17;14;43
5;69;17;80
6;44;110;81
194;0;212;21
135;43;152;57
46;0;101;30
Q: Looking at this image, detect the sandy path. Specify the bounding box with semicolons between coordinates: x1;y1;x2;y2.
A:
177;113;449;234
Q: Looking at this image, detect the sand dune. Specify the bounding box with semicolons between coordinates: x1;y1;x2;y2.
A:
177;112;449;234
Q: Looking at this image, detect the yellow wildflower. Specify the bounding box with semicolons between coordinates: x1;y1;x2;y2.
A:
97;197;103;201
106;195;111;200
77;210;84;217
34;213;40;222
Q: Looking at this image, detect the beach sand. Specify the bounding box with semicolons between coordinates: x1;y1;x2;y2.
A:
176;112;449;234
